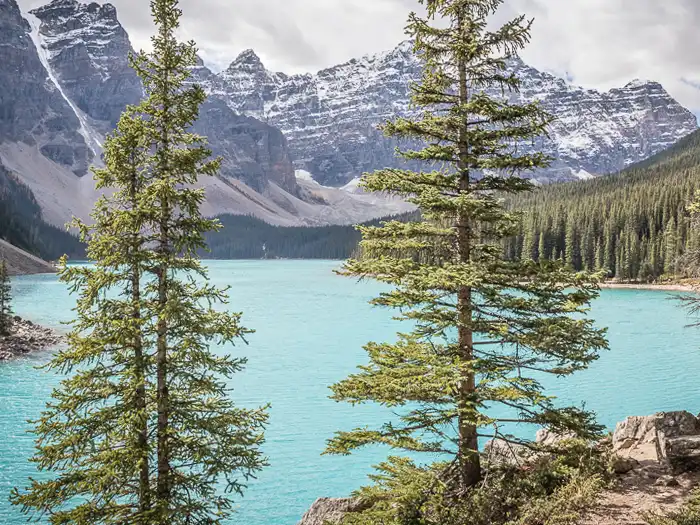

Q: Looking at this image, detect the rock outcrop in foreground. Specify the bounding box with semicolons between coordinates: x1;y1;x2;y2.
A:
296;498;370;525
299;411;700;525
0;316;63;360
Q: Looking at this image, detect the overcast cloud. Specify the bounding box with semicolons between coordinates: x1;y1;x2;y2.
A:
18;0;700;113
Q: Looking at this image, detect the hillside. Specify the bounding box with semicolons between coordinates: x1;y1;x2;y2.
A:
507;129;700;281
0;239;55;276
0;163;84;262
204;212;419;260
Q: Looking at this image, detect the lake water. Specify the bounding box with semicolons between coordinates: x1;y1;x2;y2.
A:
2;260;700;524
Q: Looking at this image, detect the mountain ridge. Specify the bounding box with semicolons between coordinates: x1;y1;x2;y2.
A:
196;42;698;187
0;0;415;229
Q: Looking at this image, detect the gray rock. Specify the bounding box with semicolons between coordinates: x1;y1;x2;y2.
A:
613;411;700;471
483;439;530;465
535;429;577;447
654;475;681;487
612;456;640;474
655;412;700;461
664;436;700;473
613;415;658;452
0;316;64;360
196;43;698;187
297;498;369;525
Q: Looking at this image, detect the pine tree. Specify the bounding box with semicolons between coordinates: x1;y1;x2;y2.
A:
327;0;608;510
0;259;12;336
665;217;679;276
538;226;548;262
11;1;267;523
522;216;538;262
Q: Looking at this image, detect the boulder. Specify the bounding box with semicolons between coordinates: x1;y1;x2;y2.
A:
612;411;699;464
664;436;700;473
612;456;640;474
535;429;577;447
655;412;700;462
297;498;369;525
483;439;530;465
613;415;657;452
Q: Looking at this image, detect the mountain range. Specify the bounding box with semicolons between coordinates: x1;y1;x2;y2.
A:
198;42;698;187
0;0;697;238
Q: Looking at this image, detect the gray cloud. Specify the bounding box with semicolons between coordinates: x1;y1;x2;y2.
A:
17;0;700;112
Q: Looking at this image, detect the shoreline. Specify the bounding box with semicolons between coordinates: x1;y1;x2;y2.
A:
600;282;697;292
0;317;64;361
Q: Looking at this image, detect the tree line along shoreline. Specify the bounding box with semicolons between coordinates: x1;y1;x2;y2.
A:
3;1;700;524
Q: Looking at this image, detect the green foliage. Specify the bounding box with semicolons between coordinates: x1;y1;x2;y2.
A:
328;0;608;512
11;0;267;523
507;129;700;282
339;440;611;525
0;259;12;336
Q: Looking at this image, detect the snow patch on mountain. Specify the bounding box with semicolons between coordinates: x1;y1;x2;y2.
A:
25;10;102;157
295;169;315;182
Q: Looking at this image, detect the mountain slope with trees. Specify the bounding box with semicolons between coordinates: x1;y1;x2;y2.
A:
0;164;84;261
204;212;418;260
507;129;700;281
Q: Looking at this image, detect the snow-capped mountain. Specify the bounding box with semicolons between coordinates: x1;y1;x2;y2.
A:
196;42;698;187
0;0;414;227
1;0;697;230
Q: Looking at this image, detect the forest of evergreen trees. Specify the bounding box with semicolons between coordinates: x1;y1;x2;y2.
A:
204;212;419;260
506;129;700;281
0;168;84;261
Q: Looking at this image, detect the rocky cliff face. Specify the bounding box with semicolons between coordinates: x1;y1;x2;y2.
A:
30;0;141;131
0;0;415;227
2;0;300;195
200;42;698;187
0;0;90;176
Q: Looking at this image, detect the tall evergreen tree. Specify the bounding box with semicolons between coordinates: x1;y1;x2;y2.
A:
0;259;12;336
327;0;608;512
11;1;267;523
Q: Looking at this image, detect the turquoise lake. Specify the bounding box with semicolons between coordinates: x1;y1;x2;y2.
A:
2;260;700;524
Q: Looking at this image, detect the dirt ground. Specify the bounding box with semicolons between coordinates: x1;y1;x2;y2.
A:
581;460;700;525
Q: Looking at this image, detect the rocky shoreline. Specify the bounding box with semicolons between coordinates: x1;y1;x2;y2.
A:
298;411;700;525
0;316;64;361
600;282;696;292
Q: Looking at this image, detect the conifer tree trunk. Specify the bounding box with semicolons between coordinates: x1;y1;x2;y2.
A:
455;9;480;488
155;8;172;510
128;162;150;514
156;143;172;517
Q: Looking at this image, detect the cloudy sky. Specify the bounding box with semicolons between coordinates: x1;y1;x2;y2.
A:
20;0;700;113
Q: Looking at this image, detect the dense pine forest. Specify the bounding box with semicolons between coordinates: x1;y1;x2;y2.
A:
204;212;418;260
0;167;84;260
506;129;700;281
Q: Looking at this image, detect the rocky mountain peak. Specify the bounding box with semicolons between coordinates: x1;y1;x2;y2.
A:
624;78;655;89
27;0;140;132
198;40;697;186
31;0;119;25
229;48;265;71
